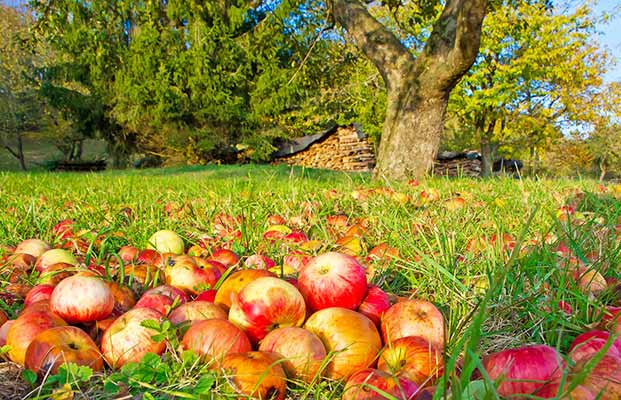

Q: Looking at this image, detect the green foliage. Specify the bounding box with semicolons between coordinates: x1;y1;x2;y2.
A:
447;0;611;173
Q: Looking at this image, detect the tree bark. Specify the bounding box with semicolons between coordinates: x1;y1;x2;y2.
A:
599;162;606;181
3;133;27;171
330;0;488;180
480;139;497;177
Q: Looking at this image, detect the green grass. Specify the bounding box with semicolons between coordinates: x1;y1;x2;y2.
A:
1;165;620;399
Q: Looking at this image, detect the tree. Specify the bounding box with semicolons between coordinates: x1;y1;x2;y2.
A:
448;1;610;176
329;0;488;180
0;4;43;170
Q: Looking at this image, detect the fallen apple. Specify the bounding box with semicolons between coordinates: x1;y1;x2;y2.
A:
221;351;287;400
381;300;445;350
181;319;251;365
50;275;115;324
342;368;419;400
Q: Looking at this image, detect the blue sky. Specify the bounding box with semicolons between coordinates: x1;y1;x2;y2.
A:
594;0;621;82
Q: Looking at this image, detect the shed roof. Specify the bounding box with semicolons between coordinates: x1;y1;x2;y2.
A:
272;123;366;158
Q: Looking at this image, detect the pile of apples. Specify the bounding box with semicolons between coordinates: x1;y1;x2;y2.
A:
0;222;620;400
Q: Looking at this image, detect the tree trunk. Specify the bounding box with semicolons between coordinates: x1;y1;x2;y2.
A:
16;133;26;171
599;162;606;181
330;0;488;180
480;140;497;177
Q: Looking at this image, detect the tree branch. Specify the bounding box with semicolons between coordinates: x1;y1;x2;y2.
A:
419;0;488;91
330;0;414;90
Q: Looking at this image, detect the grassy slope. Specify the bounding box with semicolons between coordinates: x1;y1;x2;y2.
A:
1;165;620;398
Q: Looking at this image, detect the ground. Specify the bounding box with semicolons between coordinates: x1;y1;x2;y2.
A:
0;165;619;399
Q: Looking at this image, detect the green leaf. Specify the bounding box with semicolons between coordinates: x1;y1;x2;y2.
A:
195;374;216;395
141;319;162;331
22;369;37;385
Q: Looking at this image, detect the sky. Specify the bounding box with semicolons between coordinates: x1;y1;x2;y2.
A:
593;0;621;82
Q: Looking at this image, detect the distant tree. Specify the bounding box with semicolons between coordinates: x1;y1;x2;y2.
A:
0;4;42;170
448;1;610;176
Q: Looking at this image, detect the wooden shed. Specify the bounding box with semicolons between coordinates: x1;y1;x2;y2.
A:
272;124;376;172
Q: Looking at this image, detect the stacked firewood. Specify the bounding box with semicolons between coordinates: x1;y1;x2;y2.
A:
277;127;376;172
432;158;482;178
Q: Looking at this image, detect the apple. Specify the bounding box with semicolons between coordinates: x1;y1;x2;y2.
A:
118;245;139;264
135;293;175;316
0;309;7;326
24;285;55;307
220;351;287;400
9;253;36;271
210;248;240;267
214;269;274;310
244;254;276;269
50;275;114;324
195;289;217;302
536;381;594;399
258;327;327;383
482;344;565;397
6;310;67;365
164;255;221;295
25;326;103;376
181;319;251;365
229;277;306;343
304;307;382;380
381;300;445;350
0;320;15;347
572;267;607;297
14;238;50;258
144;285;189;304
107;282;137;315
146;230;185;255
358;286;391;326
194;257;227;275
88;317;115;346
283;252;312;272
577;354;621;400
342;368;419;400
267;215;287;225
37;263;74;286
168;301;227;325
569;331;621;363
136;249;162;265
298;252;368;311
101;307;166;369
377;336;443;386
35;249;77;273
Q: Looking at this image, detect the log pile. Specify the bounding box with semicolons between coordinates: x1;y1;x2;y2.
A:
274;126;375;172
433;158;482;178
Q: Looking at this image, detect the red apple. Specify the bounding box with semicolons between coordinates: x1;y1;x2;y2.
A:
0;309;7;326
107;282;137;315
6;310;67;365
569;330;621;363
298;252;368;311
194;257;227;275
228;277;306;343
181;319;251;365
35;249;77;273
258;327;327;383
342;368;419;400
195;289;217;303
135;293;175;315
118;245;139;264
214;269;274;310
168;301;227;325
304;307;381;380
482;345;565;397
50;275;114;324
220;351;287;400
244;254;276;269
535;381;594;399
0;320;15;347
577;354;621;400
210;248;240;267
164;255;220;295
14;239;50;258
24;285;55;307
146;230;185;255
136;249;162;265
101;307;166;369
144;285;189;304
377;336;443;386
358;286;391;326
25;326;103;376
381;300;445;350
283;252;312;272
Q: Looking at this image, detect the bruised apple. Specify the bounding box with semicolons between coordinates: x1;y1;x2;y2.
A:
168;301;227;325
101;307;166;369
381;300;445;350
298;252;368;311
221;351;287;400
50;275;114;324
304;307;381;380
228;277;306;343
181;319;251;365
25;326;103;375
342;368;419;400
259;327;327;383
